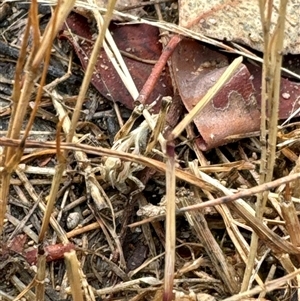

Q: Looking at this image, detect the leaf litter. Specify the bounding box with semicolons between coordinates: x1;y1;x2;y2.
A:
0;0;300;301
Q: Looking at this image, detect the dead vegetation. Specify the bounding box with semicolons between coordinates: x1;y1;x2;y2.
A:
0;0;300;301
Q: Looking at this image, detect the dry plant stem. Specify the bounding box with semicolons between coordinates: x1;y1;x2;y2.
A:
92;277;160;296
258;264;276;298
66;222;100;238
0;4;36;233
138;195;159;278
10;11;30;113
29;6;62;243
173;171;300;255
90;250;128;281
222;268;300;301
64;250;84;301
275;254;300;300
35;254;46;301
136;35;182;105
277;253;297;280
156;51;242;296
172;56;243;139
163;139;176;301
241;0;270;289
230;199;299;254
11;276;36;301
242;0;288;291
8;194;40;240
67;0;117;143
189;160;264;288
0;290;14;300
186;131;263;286
0;137;215;192
146;97;171;154
15;168;69;243
39;119;66;242
179;187;240;294
178;172;300;213
88;202;126;267
52;92;108;210
0;0;76;233
281;199;300;263
5;0;36;151
6;213;39;242
23;1;56;141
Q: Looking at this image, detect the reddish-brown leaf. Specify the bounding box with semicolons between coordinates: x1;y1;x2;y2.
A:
61;13;173;111
172;39;300;150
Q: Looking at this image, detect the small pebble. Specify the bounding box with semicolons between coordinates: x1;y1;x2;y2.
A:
282;92;290;99
67;212;80;230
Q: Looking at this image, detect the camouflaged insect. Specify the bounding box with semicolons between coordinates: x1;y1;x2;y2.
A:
100;116;157;195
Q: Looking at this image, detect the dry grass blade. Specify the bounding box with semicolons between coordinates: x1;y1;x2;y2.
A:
172;56;243;139
0;2;38;234
93;277;161;296
280;193;300;263
178;173;300;213
64;250;84;301
0;137;216;192
162;55;241;299
15;168;69;243
242;0;289;291
6;213;39;243
223;268;300;301
177;186;240;294
163;139;176;301
188;171;300;255
10;276;36;301
0;0;76;233
38;117;66;242
52;92;109;210
67;0;118;143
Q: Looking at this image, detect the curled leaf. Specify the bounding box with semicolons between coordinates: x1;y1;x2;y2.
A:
172;39;300;150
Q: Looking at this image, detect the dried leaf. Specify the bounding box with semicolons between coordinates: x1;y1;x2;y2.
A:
172;39;300;150
61;13;173;111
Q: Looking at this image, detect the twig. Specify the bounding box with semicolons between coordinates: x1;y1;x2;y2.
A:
178;172;300;213
135;35;182;105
